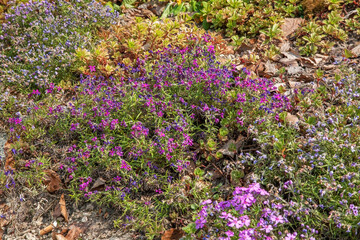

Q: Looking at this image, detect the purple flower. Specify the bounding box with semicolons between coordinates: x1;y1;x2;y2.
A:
195;217;206;229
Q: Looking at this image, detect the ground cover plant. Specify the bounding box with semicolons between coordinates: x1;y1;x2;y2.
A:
1;0;360;239
0;0;118;89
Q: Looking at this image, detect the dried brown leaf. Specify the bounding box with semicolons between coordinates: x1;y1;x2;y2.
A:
64;225;83;240
53;203;62;219
279;41;291;52
300;57;317;68
90;178;106;191
44;170;62;193
281;18;305;38
4;140;14;171
161;228;184;240
59;194;68;222
55;234;67;240
351;44;360;57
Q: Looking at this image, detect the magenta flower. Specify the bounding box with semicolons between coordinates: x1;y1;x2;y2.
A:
89;65;96;72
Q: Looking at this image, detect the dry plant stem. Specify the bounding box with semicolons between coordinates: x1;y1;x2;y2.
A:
39;224;53;236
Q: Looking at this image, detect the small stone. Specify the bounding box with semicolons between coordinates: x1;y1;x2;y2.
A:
81;216;88;223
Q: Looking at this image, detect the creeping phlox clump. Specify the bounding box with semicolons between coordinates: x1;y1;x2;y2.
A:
189;183;298;240
56;42;290;199
0;0;118;88
2;36;292;235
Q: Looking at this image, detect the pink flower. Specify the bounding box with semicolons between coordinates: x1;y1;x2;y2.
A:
228;217;244;229
201;199;212;205
225;230;234;237
219;211;232;220
262;224;273;233
284;232;297;240
89;65;96;72
240;215;251;227
270;214;285;225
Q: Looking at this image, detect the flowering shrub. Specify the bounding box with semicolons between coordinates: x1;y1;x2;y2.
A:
185;183;298;240
0;0;118;88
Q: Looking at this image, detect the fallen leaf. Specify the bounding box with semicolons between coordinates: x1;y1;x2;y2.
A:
59;194;68;222
279;58;298;67
53;203;62;219
55;234;67;240
90;178;106;191
314;54;329;63
44;170;62;193
282;51;300;60
300;57;317;68
64;225;83;240
287;66;303;75
279;41;291;52
161;228;184;240
298;73;313;82
0;228;3;240
323;64;336;70
281;18;305;38
351;44;360;57
40;224;54;236
4;140;14;171
264;61;278;77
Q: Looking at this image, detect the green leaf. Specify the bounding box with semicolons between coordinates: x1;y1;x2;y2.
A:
306;116;317;125
121;0;137;9
344;49;354;58
194;167;205;177
202;19;211;30
172;3;185;16
161;3;172;19
231;169;244;181
182;223;197;234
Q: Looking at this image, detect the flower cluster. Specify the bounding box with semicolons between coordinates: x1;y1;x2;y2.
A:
0;0;118;88
190;183;297;240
